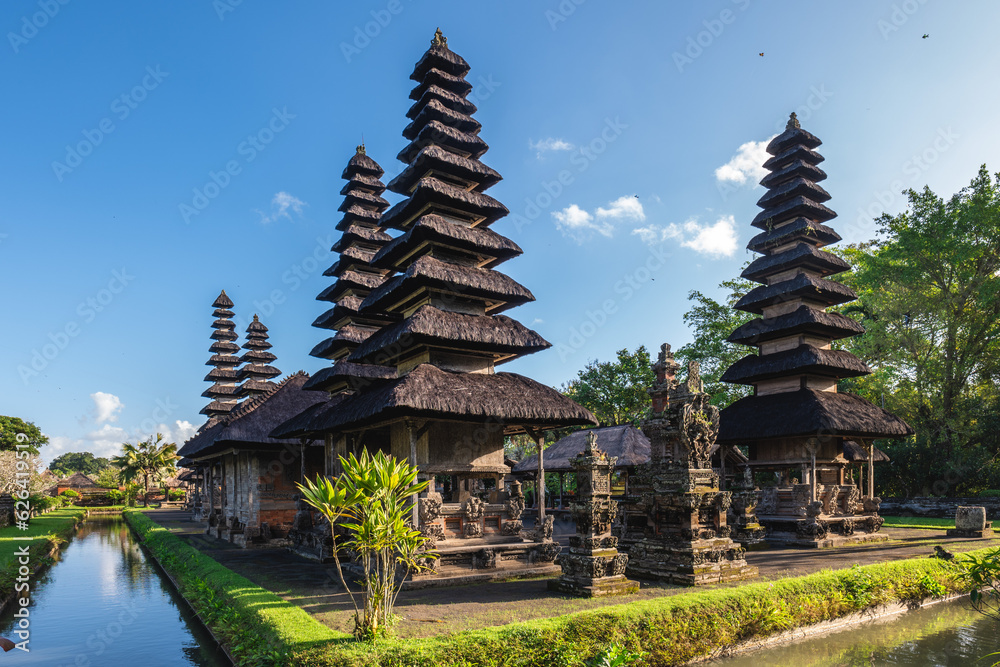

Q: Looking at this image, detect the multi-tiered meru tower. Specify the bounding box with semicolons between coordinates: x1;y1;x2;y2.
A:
717;114;912;547
236;315;281;398
201;290;241;418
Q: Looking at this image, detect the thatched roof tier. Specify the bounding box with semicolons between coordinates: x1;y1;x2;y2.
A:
409;67;473;101
718;389;914;442
735;273;857;314
389;145;501;195
207;354;240;366
756;177;832;210
212;318;237;330
237;363;281;380
361;256;534;315
210;329;239;341
512;425;650;474
212;307;235;318
312;296;396;331
301;360;397;394
842;440;891;462
212;291;234;308
750;195;837;230
268;400;340;440
339;189;390;211
747;218;841;254
202;383;238;398
727;306;865;346
323;258;391;280
331;225;392;252
760;160;828;190
242;337;273;351
235;379;277;397
316;269;386;302
205;368;238;381
200;400;236;417
296;363;597;435
309;334;372;362
334;204;382;231
762;144;824;172
371;215;521;271
209;340;240;354
407;84;477;120
340;172;385;194
741;243;850;284
181;373;329;458
410;35;471;80
240;349;277;364
348;305;550;366
402;98;481;141
766;125;823;154
326;245;378;271
397;120;489;164
720;345;872;385
379;176;508;230
341;150;384;179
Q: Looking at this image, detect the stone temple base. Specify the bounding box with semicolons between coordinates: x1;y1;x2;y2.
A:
548;573;638;597
946;525;994;539
625;537;757;585
393;538;562;589
761;515;888;549
549;546;638;598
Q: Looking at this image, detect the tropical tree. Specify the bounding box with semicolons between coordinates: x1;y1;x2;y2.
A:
0;416;48;455
297;450;436;640
49;451;111;478
676;275;755;408
93;465;122;489
111;434;179;506
562;346;656;426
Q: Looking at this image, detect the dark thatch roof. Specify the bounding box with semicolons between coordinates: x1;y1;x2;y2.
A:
58;471;100;489
403;98;480;139
718;389;914;442
297;363;597;435
380;176;508;230
728;306;865;346
213;308;235;318
842;440;891;462
512;425;650;473
756;177;832;210
721;345;872;385
340;173;385;194
747;217;841;254
762;144;824;172
207;354;240;366
209;341;240;354
735;273;857;314
309;325;374;360
759;160;828;190
341;151;383;179
389;146;502;195
360;256;534;315
237;364;281;380
411;41;471;81
205;368;238;381
767;125;823;155
371;215;521;271
331;225;392;252
348;305;550;365
397;120;489;164
409;68;472;101
179;372;329;459
212;318;236;330
301;360;397;394
212;291;234;308
316;270;386;302
751;195;837;230
340;189;390;211
239;349;277;364
742;244;849;283
202;383;237;398
407;84;477;120
210;329;239;341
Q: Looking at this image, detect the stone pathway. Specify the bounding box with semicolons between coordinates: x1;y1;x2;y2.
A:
142;509;1000;638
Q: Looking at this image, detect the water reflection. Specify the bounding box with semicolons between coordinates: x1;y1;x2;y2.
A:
0;516;228;666
713;598;1000;666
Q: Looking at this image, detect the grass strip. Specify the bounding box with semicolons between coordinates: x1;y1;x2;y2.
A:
882;516;955;530
0;507;86;600
123;509;342;666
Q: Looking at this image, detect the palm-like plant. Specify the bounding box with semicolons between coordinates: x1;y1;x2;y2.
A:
297;450;436;640
112;433;179;507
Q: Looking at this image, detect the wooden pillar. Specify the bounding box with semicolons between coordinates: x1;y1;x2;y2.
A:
299;440;307;483
407;421;426;527
532;431;546;523
221;457;228;520
720;445;727;491
867;441;874;498
558;473;564;509
810;450;817;504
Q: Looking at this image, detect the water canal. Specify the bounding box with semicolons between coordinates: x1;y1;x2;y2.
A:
0;515;228;666
711;597;1000;666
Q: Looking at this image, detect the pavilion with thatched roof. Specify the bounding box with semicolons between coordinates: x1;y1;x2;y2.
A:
716;113;913;547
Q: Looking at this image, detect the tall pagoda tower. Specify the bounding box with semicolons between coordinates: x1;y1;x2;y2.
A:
236;314;281;398
303;146;397;397
717;113;912;547
274;29;596;580
201;290;242;418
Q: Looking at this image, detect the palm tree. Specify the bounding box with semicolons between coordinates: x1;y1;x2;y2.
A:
112;433;179;506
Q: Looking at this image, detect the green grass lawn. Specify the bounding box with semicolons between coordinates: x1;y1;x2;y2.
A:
0;507;86;592
882;515;955;530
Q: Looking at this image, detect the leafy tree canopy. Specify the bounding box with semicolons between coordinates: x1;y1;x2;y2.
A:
49;451;111;478
0;416;49;455
562;346;655;427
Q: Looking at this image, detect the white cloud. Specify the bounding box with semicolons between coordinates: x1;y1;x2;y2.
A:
257;191;307;224
714;137;776;186
529;137;575;158
552;196;646;243
596;196;646;222
83;424;131;458
632;215;738;258
156;420;199;446
91;392;124;423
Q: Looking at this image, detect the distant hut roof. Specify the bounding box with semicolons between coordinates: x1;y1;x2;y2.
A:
178;372;329;461
58;471;100;490
512;425;650;474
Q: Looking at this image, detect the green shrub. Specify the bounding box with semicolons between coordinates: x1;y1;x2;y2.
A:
105;489;125;503
980;489;1000;498
167;489;185;501
59;489;80;498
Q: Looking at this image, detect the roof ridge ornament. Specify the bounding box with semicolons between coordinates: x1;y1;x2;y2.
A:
432;27;447;47
356;144;366;155
786;112;800;130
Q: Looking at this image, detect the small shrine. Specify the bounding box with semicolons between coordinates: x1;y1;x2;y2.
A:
618;344;757;585
717;114;914;547
549;432;637;597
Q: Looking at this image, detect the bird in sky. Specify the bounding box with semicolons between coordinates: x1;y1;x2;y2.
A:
758;52;764;56
922;34;929;38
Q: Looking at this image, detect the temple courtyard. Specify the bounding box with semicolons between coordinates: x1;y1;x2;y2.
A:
146;508;1000;639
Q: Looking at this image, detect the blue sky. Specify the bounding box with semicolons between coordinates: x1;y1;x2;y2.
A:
2;1;998;465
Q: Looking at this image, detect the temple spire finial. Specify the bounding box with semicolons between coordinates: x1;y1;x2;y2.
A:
432;27;447;47
356;143;366;155
786;112;800;130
